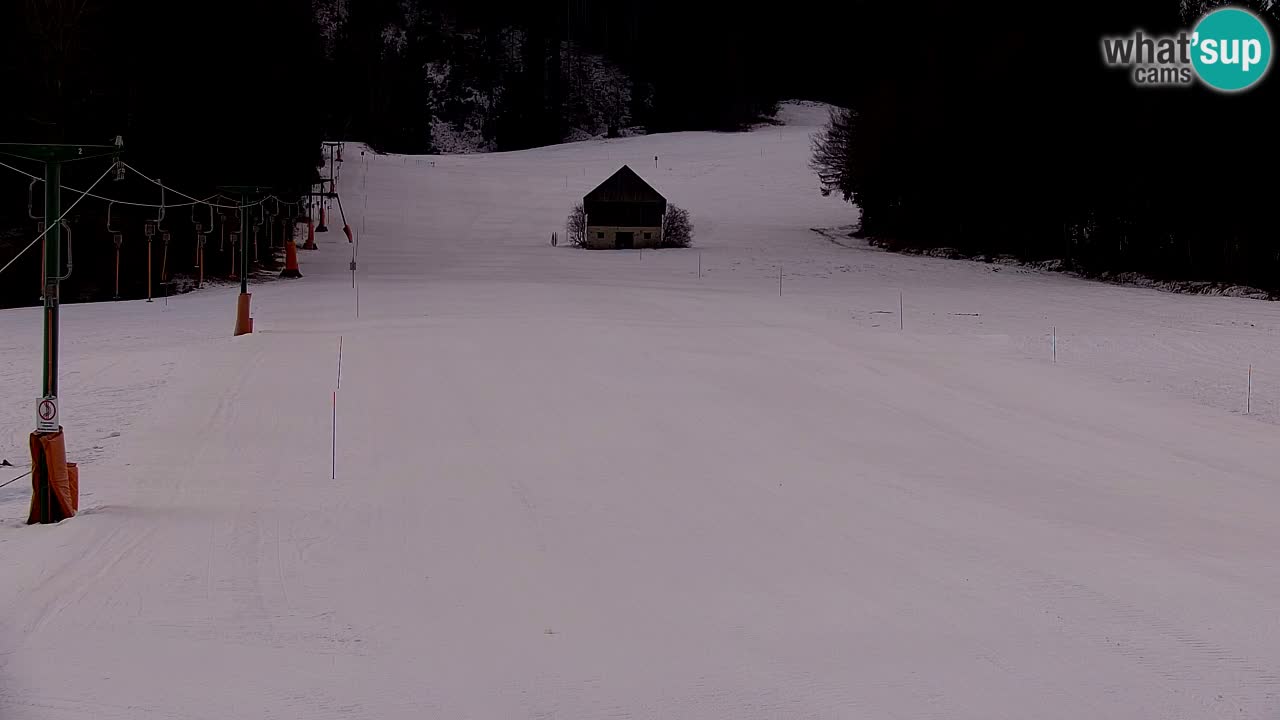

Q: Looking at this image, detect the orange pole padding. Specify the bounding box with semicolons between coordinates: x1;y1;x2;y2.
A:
28;429;78;524
280;238;302;278
303;218;317;250
343;224;353;243
234;292;253;336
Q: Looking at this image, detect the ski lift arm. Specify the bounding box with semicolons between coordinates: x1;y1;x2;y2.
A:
55;221;72;280
153;182;166;231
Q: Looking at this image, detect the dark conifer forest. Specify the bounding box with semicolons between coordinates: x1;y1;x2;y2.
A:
816;1;1280;292
2;1;1276;307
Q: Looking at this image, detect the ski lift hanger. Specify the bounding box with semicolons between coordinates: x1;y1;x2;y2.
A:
27;179;42;220
107;201;122;237
192;201;214;235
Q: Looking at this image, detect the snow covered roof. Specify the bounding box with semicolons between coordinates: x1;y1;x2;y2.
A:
583;165;666;205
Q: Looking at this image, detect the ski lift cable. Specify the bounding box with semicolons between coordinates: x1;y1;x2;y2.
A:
2;157;42;181
121;162;282;209
0;158;209;208
0;159;283;211
0;470;32;490
0;160;119;277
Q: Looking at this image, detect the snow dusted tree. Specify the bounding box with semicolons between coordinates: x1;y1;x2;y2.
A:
566;203;587;247
1180;0;1278;21
810;106;855;203
562;44;633;139
313;0;348;60
661;205;693;248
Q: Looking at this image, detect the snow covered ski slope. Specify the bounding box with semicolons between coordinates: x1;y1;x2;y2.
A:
2;103;1279;719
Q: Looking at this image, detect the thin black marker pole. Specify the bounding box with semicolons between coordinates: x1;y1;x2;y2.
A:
899;291;904;331
337;336;343;389
331;391;337;480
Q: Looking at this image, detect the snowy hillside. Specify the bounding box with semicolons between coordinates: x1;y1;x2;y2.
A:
2;104;1279;719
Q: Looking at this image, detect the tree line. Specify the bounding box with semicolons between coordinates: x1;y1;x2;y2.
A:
1;1;818;307
0;0;324;308
8;2;1268;306
812;1;1280;294
315;0;808;152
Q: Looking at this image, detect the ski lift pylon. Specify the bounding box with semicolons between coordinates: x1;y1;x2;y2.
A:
108;202;123;299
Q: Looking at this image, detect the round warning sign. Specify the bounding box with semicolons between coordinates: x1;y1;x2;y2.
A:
36;397;58;432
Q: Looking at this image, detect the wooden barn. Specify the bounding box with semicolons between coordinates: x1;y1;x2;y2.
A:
583;166;666;249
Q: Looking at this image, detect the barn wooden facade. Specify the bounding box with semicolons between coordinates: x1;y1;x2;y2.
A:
583;166;666;249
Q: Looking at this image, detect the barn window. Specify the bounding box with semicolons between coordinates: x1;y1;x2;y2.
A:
597;232;605;239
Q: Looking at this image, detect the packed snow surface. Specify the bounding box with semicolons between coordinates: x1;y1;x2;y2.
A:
2;103;1279;719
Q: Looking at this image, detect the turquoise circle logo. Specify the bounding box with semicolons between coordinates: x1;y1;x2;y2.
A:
1191;8;1272;91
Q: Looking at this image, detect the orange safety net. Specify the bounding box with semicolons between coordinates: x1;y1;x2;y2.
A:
27;430;78;524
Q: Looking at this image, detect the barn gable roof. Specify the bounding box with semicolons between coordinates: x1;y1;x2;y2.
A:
584;165;666;205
